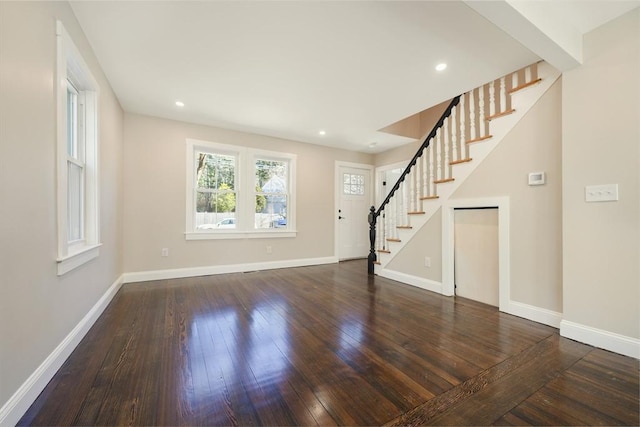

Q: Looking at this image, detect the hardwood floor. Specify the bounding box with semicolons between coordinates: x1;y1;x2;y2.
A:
20;260;639;426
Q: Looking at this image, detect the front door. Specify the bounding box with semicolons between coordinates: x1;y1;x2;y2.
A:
337;165;372;260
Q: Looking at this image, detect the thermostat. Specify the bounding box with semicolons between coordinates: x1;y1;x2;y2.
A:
528;171;546;186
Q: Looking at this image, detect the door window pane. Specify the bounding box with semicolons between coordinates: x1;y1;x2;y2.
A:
343;173;365;195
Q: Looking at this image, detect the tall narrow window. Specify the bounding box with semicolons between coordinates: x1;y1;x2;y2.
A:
66;82;84;243
195;152;237;229
255;159;289;229
56;21;100;275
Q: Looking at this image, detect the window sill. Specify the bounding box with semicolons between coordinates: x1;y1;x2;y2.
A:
57;243;102;276
185;230;297;240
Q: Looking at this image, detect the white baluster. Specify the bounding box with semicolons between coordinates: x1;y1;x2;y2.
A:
409;167;416;213
512;70;519;90
469;89;476;140
500;76;506;114
422;151;428;198
460;93;466;159
525;65;532;84
428;145;435;197
489;80;496;117
436;128;442;181
395;185;401;234
451;105;458;163
390;198;396;241
443;119;450;178
478;85;486;136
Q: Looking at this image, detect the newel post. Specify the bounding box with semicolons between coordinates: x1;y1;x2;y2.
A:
368;206;377;275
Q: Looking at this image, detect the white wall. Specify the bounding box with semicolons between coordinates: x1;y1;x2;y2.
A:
0;0;124;417
123;113;373;274
562;9;639;341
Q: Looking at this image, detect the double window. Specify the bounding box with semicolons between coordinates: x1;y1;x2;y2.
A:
56;22;100;275
186;139;296;239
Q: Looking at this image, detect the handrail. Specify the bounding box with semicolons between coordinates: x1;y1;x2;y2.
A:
374;95;461;218
368;94;461;274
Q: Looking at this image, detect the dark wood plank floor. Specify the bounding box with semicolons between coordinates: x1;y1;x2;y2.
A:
20;260;639;426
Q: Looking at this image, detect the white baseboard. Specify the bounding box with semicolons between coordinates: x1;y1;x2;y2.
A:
123;256;338;283
376;268;443;294
560;320;640;359
0;275;124;427
506;300;563;328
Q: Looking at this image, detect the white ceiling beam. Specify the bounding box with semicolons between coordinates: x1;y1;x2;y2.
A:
464;0;582;71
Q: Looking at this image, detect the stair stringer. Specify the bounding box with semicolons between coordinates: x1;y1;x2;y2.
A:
375;62;561;291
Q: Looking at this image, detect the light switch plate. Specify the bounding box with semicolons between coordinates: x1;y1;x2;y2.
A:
585;184;618;202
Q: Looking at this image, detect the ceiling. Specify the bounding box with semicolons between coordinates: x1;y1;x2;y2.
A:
69;1;637;153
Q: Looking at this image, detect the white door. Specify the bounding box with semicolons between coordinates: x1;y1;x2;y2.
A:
454;208;499;306
338;165;372;260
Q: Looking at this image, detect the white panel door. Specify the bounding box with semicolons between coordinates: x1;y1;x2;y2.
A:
338;166;372;260
454;208;499;306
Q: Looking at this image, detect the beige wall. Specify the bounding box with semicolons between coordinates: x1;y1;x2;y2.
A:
0;0;124;409
562;9;639;339
386;208;443;281
123;114;372;273
452;79;563;312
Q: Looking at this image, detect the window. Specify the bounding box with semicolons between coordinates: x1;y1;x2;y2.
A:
186;139;296;239
56;22;100;275
343;173;365;195
255;159;289;229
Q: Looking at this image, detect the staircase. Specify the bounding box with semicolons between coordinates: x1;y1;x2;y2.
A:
368;61;561;276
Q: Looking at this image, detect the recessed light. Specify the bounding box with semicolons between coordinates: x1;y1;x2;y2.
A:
368;142;378;148
175;101;185;107
435;63;447;71
318;130;326;136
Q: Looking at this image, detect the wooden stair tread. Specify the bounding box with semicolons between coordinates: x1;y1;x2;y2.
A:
434;178;455;184
450;158;472;165
373;261;381;265
509;78;542;93
407;211;425;215
420;195;439;200
486;109;515;121
466;135;493;144
396;225;412;229
378;249;390;254
386;238;401;242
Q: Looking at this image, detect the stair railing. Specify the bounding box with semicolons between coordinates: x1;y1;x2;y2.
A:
368;95;460;274
367;62;541;274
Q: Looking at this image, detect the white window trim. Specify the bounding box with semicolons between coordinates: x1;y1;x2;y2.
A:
185;138;297;240
56;21;101;275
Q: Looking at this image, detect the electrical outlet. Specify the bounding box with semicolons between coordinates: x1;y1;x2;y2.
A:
266;245;272;254
424;256;431;268
161;248;169;257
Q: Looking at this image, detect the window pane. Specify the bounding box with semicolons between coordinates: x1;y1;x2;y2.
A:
255;194;287;229
195;190;236;229
196;153;235;191
255;159;287;192
68;162;83;241
67;86;77;157
343;173;365;195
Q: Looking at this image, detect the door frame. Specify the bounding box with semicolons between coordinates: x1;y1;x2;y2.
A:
374;160;407;206
334;161;374;261
442;196;510;312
